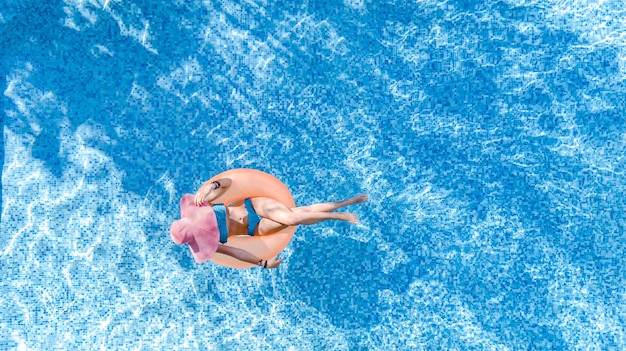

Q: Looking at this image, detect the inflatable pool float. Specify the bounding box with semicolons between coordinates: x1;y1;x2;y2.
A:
171;168;296;269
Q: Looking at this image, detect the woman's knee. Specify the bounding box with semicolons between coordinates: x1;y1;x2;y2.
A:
292;207;309;214
278;213;300;226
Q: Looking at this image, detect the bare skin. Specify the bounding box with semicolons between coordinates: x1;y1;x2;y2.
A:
216;245;284;268
194;178;367;268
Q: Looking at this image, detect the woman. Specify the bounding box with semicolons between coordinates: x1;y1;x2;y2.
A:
191;177;367;269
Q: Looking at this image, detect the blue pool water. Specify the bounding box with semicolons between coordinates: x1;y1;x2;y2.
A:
2;0;626;349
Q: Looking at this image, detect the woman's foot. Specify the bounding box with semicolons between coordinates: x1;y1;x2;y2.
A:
338;194;368;208
351;194;368;204
338;212;359;224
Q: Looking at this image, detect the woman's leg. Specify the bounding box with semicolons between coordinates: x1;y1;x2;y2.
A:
295;194;368;213
251;195;366;227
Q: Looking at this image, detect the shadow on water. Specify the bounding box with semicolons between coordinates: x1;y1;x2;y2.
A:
3;0;414;198
2;0;424;199
2;0;224;196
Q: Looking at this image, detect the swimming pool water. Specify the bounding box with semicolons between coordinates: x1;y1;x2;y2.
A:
2;0;625;349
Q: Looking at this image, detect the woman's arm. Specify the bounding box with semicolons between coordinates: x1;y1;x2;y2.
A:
216;245;283;269
194;178;232;206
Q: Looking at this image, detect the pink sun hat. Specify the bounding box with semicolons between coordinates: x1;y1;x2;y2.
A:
170;194;220;262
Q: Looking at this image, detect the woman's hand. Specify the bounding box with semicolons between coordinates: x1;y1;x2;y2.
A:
264;257;284;269
194;189;212;206
194;178;231;206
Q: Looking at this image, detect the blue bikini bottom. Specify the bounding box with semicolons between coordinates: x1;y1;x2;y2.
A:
244;198;262;236
213;198;262;244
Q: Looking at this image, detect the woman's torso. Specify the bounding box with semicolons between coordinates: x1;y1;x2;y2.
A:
223;200;248;235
